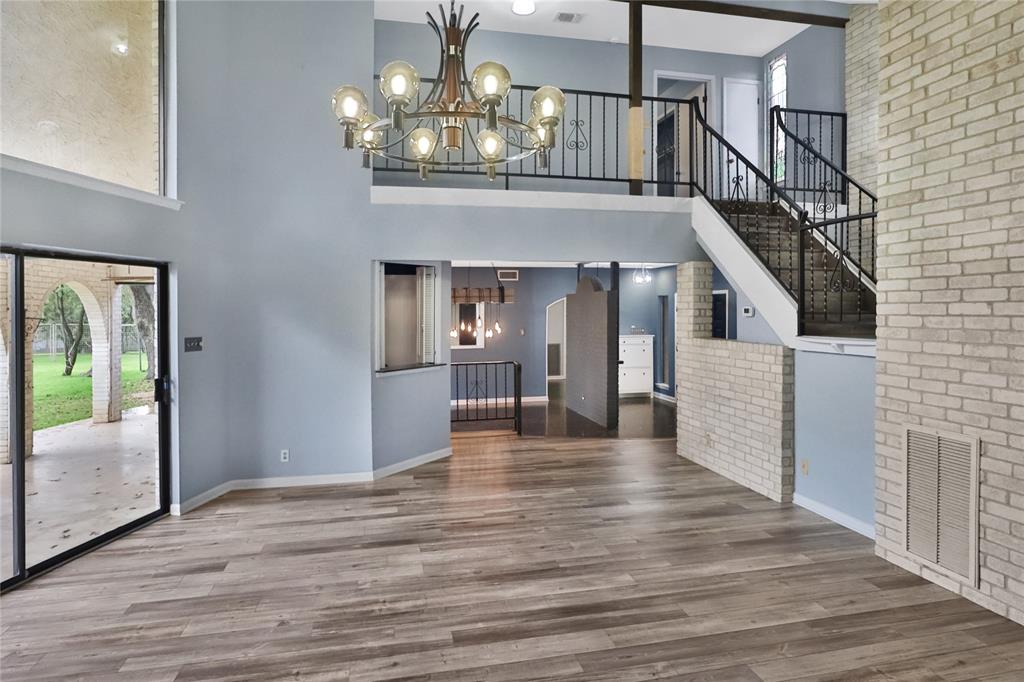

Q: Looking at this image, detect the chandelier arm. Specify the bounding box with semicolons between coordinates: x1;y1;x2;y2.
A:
369;147;538;167
421;12;447;105
460;19;483;107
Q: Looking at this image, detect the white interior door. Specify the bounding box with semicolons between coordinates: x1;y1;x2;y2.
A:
723;78;761;169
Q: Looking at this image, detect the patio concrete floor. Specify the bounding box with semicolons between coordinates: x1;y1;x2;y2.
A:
1;407;159;580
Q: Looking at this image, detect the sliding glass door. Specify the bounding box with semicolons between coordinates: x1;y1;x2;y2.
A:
1;249;169;590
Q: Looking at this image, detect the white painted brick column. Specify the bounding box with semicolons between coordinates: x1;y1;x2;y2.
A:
875;0;1024;625
675;262;795;503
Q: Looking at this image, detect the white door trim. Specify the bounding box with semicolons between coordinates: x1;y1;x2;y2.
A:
722;77;763;170
653;70;715;123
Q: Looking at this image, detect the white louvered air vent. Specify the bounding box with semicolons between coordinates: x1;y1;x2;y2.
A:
553;12;583;23
905;427;979;585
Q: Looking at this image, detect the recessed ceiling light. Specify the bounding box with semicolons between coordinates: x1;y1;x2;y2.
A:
511;0;536;16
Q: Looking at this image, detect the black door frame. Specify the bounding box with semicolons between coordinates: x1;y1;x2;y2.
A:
1;246;171;592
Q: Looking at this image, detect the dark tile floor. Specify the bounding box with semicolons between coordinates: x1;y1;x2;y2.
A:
452;380;676;439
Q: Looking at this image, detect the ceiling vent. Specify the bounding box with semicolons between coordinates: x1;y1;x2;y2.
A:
904;427;979;585
496;269;519;282
553;12;583;24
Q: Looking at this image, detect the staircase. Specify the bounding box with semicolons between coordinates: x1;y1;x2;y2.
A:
687;99;878;339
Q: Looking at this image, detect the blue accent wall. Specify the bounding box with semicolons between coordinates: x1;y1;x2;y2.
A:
794;351;876;532
763;25;846;114
710;263;781;344
451;267;578;399
451;265;677;399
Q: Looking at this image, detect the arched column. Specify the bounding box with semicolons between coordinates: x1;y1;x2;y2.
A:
23;273;121;456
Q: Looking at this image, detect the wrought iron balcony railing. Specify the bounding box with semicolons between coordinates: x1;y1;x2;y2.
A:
371;78;698;194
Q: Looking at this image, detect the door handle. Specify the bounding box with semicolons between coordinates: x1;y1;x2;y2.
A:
154;376;170;406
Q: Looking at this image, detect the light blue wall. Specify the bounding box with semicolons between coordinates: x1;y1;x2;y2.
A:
709;262;781;344
763;26;846;114
618;266;677;396
450;265;676;398
1;1;708;504
450;267;578;398
794;351;875;531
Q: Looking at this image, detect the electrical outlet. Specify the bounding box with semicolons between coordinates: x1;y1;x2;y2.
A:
801;459;809;475
280;449;290;463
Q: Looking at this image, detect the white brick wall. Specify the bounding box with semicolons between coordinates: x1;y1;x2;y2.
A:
676;262;795;503
875;0;1024;625
847;4;880;193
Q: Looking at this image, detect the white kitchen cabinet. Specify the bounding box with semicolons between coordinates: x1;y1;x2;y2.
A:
619;334;653;395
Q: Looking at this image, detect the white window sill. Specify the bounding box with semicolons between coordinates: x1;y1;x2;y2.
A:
1;155;184;211
375;363;447;379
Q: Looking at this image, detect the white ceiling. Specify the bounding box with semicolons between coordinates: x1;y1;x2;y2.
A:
374;0;813;58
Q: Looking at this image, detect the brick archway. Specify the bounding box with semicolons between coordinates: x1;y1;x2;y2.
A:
17;260;123;460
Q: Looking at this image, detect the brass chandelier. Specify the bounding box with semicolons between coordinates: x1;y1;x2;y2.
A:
331;1;565;180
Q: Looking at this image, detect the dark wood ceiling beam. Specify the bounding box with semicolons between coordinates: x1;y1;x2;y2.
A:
611;0;847;29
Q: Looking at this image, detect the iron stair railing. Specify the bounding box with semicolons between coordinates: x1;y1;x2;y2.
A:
771;105;878;337
688;96;810;299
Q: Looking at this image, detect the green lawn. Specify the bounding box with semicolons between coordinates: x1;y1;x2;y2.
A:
32;353;152;431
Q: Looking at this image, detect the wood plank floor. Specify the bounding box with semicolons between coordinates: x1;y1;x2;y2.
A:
2;434;1022;681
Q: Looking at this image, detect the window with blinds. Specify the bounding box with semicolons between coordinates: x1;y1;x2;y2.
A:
379;263;437;371
905;427;979;584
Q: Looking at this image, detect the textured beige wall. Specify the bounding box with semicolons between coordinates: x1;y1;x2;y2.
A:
875;0;1024;625
1;1;159;193
676;262;795;503
846;4;880;193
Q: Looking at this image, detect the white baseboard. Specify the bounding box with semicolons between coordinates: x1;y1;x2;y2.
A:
170;447;452;516
449;396;547;406
170;480;234;516
793;493;875;540
652;391;676;404
372;446;452;479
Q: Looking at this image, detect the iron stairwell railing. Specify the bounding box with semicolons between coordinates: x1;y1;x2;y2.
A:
769;106;848;195
687;96;810;299
451;361;522;435
771;105;878;336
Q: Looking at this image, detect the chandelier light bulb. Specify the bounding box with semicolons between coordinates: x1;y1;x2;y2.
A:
485;328;494;339
450;328;458;338
392;74;408;97
477;316;483;328
495;321;502;334
409;127;438;161
332;85;369;125
471;61;512;104
633;270;645;285
460;320;466;331
472;329;478;338
476;129;506;162
531;86;565;123
379;60;420;106
644;270;653;283
526;115;550;148
358;113;383;148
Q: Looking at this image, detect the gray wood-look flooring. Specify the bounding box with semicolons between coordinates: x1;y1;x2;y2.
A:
2;434;1022;681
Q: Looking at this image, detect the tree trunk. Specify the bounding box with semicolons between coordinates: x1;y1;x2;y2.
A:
56;287;87;376
129;284;157;381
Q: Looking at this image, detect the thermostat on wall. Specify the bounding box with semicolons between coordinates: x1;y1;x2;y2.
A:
742;306;754;318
